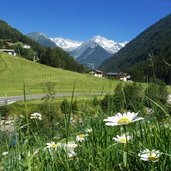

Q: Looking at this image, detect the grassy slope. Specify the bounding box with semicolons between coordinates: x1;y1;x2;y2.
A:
0;52;119;96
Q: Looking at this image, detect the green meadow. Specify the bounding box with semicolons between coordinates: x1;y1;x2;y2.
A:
0;52;118;96
1;52;171;170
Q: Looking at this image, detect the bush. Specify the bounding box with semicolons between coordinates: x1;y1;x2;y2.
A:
113;83;125;112
71;99;79;114
91;96;100;106
145;79;168;105
61;99;79;115
0;105;10;118
101;94;114;113
60;99;70;114
123;83;144;111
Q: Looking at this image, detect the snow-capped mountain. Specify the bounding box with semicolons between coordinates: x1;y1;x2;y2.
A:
91;35;128;54
69;35;127;58
51;35;127;54
50;35;127;68
69;39;99;59
50;37;83;51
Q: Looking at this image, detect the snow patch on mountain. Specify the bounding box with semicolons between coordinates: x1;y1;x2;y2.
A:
50;37;83;51
92;35;127;54
51;35;127;60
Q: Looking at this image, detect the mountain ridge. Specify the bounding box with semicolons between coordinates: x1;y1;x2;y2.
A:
51;35;127;68
77;43;111;68
27;32;57;48
51;35;127;54
50;37;83;51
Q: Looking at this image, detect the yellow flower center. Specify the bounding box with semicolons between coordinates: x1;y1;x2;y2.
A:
79;134;84;138
117;118;131;125
51;143;57;148
119;138;127;143
148;155;157;161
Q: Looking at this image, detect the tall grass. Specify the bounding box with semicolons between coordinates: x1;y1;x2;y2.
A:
1;97;171;170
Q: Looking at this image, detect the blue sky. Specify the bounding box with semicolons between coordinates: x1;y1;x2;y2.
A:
0;0;171;42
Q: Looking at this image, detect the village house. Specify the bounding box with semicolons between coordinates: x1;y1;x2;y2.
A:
90;69;103;78
3;39;14;46
0;49;16;56
105;72;131;81
23;44;31;49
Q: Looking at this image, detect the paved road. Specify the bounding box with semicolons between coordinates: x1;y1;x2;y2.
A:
0;92;105;104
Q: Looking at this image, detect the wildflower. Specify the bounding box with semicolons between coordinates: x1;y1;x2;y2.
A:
62;141;78;149
68;150;77;158
167;94;171;104
30;112;42;120
76;134;88;142
161;119;171;129
138;149;161;162
19;114;25;119
145;107;154;115
112;134;132;144
46;142;61;149
62;141;78;158
2;151;8;156
104;112;144;126
85;128;92;133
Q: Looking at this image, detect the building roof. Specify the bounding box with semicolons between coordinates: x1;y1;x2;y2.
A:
0;49;15;52
106;72;127;76
90;69;103;74
106;72;119;76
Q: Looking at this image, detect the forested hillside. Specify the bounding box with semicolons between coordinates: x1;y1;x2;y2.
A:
0;20;85;72
99;14;171;84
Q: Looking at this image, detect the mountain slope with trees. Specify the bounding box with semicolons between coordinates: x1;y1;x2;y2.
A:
0;20;85;72
99;13;171;84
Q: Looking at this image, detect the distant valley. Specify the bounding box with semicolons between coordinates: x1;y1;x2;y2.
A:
28;32;127;68
52;35;127;68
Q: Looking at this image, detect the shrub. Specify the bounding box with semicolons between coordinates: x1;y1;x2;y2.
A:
101;94;114;113
123;83;144;111
71;99;79;114
60;99;79;115
113;83;125;112
145;79;168;105
91;96;100;106
60;99;70;114
0;105;10;118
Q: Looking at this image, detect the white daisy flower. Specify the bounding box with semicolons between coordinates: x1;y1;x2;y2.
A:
62;141;78;158
46;142;61;149
30;112;42;120
104;112;144;126
138;149;161;162
67;150;77;158
76;134;88;142
112;134;132;144
62;141;78;150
